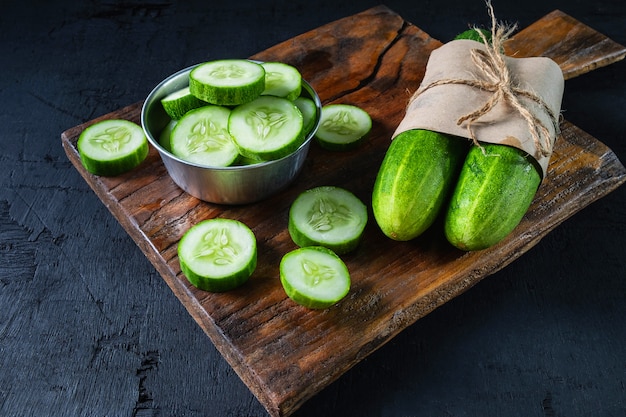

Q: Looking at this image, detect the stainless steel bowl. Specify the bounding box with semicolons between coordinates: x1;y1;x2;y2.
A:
141;64;321;205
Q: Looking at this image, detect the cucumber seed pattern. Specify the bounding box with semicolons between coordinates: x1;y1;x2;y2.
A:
246;106;288;139
209;63;247;80
186;118;232;154
321;109;361;137
264;70;283;91
193;227;239;266
89;126;131;153
301;258;336;286
308;197;355;232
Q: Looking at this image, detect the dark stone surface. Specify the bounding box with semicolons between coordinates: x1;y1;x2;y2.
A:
1;1;624;416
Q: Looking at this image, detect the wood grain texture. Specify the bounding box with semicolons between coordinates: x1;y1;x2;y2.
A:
505;10;626;80
61;6;626;417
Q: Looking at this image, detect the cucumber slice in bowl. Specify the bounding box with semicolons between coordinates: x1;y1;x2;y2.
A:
170;105;239;167
288;186;368;254
315;104;372;151
77;119;149;176
178;219;257;292
280;246;351;309
189;59;265;106
228;95;304;161
261;62;302;101
161;86;207;120
294;96;317;138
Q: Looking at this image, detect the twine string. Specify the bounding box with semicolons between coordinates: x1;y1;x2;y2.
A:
408;0;560;157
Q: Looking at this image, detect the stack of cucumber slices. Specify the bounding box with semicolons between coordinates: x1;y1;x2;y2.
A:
159;59;319;166
178;185;367;309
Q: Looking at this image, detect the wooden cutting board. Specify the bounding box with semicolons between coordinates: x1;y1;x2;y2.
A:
61;7;626;417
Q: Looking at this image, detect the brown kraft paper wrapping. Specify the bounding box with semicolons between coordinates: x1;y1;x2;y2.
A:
392;39;565;178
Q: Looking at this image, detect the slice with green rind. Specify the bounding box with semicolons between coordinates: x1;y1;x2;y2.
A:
280;246;351;309
228;95;304;161
261;62;302;101
158;119;177;152
288;186;368;254
170;105;239;167
178;219;257;292
294;96;318;138
77;119;149;176
161;86;208;120
189;59;265;106
315;104;372;151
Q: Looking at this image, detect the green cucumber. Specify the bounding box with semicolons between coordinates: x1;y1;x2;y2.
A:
170;105;239;167
77;119;149;176
294;96;317;137
442;27;544;251
178;219;257;292
372;129;468;241
444;144;542;251
228;95;304;161
288;186;368;254
161;86;207;120
315;104;371;151
280;246;350;309
189;59;265;106
261;62;302;101
454;28;492;42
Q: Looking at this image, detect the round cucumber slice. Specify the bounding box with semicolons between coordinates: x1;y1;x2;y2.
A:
288;186;368;254
261;62;302;101
294;96;317;137
161;86;207;120
77;119;149;176
280;246;350;309
178;219;257;292
158;119;177;152
170;105;239;167
315;104;372;151
228;95;304;161
189;59;265;106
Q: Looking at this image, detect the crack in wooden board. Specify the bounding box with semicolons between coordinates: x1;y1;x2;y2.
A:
61;6;626;417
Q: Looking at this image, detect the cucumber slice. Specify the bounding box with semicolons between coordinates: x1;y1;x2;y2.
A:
228;95;304;161
261;62;302;101
294;96;317;137
158;119;177;152
178;219;257;292
77;119;149;176
170;105;239;167
189;59;265;106
315;104;372;151
288;186;368;254
161;86;207;120
280;246;350;309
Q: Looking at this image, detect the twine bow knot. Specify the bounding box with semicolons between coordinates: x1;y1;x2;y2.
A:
409;0;560;157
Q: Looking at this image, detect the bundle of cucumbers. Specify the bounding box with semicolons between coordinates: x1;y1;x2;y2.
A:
372;29;545;251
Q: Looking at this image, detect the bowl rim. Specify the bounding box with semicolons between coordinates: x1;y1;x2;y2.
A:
140;61;322;172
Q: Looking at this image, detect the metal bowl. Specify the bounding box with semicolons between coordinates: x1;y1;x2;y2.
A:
141;63;321;205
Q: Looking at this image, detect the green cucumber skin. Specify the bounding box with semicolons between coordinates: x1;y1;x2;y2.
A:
179;255;255;292
444;144;541;251
279;246;350;309
78;137;149;177
288;186;368;255
79;141;148;176
372;129;468;241
288;217;361;255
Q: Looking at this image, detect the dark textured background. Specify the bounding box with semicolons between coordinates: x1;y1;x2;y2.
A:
1;1;624;416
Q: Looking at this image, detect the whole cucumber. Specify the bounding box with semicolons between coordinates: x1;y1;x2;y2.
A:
372;129;468;241
444;144;542;251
